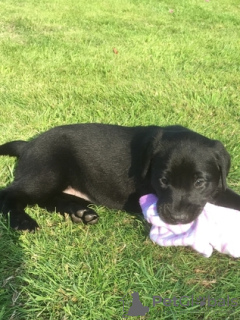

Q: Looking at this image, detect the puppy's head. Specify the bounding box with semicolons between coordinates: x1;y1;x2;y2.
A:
143;128;230;224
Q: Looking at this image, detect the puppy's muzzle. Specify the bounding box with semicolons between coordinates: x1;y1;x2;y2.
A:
157;202;203;224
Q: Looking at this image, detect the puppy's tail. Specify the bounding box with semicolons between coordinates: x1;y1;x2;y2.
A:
0;140;27;158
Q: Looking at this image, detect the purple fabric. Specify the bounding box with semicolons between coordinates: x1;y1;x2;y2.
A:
140;194;240;258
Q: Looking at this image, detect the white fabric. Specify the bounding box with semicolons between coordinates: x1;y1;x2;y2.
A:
140;194;240;258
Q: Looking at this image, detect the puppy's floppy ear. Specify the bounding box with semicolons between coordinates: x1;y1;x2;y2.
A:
141;131;163;179
214;140;231;191
142;141;154;179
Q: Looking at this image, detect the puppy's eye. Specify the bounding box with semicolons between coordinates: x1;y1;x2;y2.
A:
194;178;205;188
160;177;168;186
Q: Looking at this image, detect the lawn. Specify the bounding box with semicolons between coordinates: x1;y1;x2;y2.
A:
0;0;240;319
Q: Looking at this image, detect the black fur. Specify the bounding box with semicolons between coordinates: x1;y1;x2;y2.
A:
0;123;240;230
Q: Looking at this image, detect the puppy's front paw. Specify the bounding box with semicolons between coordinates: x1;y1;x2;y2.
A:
71;208;99;225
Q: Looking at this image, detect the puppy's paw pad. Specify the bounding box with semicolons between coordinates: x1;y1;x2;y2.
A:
83;212;99;225
71;209;99;225
71;213;84;224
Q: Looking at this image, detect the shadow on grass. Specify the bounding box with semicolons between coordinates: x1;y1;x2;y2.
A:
0;217;24;320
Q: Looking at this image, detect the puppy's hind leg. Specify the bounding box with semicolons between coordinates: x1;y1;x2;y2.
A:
41;194;99;225
0;186;40;231
0;175;63;231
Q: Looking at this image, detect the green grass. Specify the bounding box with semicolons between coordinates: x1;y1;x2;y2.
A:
0;0;240;319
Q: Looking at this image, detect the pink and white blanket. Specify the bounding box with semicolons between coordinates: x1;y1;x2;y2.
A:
140;194;240;258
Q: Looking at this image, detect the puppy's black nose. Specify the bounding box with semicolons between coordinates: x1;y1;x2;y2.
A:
174;213;190;224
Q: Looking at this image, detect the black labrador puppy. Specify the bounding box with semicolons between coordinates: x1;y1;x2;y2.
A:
0;123;240;231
